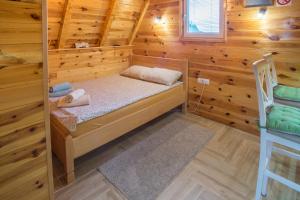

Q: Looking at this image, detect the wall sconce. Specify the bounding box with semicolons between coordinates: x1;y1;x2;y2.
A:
153;16;168;32
257;7;267;19
154;16;168;25
154;16;162;24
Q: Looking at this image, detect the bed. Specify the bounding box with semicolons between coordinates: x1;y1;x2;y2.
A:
50;55;188;183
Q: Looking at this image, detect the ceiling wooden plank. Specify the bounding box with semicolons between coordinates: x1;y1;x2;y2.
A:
98;0;119;46
56;0;72;49
129;0;150;45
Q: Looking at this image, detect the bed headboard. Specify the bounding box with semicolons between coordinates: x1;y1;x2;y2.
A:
130;55;188;88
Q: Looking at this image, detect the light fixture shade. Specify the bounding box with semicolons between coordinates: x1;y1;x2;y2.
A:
245;0;273;7
257;7;268;19
154;16;162;24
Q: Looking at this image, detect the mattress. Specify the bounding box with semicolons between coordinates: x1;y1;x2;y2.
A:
50;75;182;132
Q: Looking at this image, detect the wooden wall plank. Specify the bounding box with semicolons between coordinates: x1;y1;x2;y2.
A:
99;0;119;46
129;0;150;45
48;46;133;85
133;0;300;135
48;0;145;48
46;0;300;136
104;0;144;46
0;0;53;199
56;0;72;48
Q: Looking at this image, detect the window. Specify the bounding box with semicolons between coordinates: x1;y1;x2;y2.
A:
182;0;225;41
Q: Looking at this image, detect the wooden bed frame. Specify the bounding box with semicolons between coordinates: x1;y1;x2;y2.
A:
50;55;188;183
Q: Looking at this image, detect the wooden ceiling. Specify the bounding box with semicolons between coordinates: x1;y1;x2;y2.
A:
48;0;149;49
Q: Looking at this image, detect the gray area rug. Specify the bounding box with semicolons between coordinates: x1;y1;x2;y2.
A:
98;113;213;200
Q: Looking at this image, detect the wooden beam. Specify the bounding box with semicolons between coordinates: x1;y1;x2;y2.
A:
42;0;55;199
56;0;72;49
129;0;150;45
98;0;119;46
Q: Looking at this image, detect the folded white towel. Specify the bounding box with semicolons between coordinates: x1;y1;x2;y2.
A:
64;89;85;103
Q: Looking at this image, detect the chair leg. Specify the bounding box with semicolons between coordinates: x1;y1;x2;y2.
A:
262;141;273;196
255;133;268;200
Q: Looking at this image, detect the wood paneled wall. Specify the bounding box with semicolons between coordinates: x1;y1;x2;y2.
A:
48;46;132;85
47;0;145;85
0;0;53;199
48;0;148;49
103;0;145;46
133;0;300;134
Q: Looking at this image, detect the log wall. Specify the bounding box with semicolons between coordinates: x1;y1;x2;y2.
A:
133;0;300;134
48;0;147;48
0;0;53;199
48;46;132;85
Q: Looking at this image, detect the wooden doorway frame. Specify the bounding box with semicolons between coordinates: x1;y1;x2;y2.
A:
42;0;54;199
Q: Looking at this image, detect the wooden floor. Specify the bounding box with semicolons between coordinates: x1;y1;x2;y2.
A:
53;112;300;200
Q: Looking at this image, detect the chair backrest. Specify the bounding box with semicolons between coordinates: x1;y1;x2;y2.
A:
263;53;278;88
253;59;274;126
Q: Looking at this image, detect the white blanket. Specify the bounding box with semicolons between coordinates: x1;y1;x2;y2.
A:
50;75;182;132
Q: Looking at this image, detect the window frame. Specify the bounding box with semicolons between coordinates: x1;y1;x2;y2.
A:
181;0;226;42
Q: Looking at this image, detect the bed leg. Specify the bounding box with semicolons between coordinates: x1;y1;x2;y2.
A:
181;102;187;114
51;117;75;184
66;171;75;184
64;135;75;184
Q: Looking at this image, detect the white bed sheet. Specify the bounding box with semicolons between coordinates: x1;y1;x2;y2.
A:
50;75;182;132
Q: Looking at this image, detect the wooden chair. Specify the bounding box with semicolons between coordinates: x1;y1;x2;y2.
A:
264;53;300;108
253;59;300;200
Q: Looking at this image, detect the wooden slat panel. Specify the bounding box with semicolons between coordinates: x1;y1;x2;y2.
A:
129;0;150;45
99;0;119;46
101;0;145;46
0;0;52;199
56;0;72;48
48;0;146;48
48;0;112;48
133;0;300;134
48;46;133;84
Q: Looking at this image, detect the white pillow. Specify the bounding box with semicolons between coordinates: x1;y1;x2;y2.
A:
121;65;152;80
121;65;182;86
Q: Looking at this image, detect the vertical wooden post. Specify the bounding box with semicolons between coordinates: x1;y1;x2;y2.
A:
42;0;54;198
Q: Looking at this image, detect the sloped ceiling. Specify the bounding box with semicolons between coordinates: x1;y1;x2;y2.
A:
48;0;149;49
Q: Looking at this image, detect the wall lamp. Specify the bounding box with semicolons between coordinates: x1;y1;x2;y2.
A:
154;16;162;24
257;7;267;19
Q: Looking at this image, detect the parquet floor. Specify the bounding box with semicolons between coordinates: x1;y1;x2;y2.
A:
53;112;300;200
